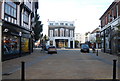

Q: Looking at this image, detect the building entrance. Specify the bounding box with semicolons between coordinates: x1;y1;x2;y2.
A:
55;39;68;48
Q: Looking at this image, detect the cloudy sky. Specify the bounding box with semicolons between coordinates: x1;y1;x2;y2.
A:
38;0;114;35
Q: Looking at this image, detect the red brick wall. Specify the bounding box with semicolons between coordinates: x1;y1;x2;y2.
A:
118;1;120;16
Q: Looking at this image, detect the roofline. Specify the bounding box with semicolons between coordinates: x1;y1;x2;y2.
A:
99;1;117;20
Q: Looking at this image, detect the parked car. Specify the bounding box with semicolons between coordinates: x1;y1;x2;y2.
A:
81;44;89;53
48;46;57;54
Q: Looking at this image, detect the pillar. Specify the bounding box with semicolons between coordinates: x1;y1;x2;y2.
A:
73;40;75;48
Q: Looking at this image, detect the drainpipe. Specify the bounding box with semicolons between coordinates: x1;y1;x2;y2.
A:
0;20;2;81
103;30;106;53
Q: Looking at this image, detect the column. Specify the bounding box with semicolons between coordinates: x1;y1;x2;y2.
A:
53;39;55;47
1;0;4;19
103;30;106;52
73;40;75;48
0;20;2;81
68;39;70;48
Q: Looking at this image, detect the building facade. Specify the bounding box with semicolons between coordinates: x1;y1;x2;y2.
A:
75;33;82;43
89;27;101;48
0;0;38;61
48;21;75;48
100;0;120;54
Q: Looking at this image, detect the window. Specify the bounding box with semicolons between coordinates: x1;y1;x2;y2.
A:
65;29;69;37
55;23;58;25
3;35;20;54
23;11;29;29
4;1;17;24
70;24;73;26
60;23;64;25
55;29;58;37
50;30;53;37
23;11;29;23
65;23;68;26
21;38;29;53
50;23;53;25
60;28;64;37
70;30;73;37
116;5;118;18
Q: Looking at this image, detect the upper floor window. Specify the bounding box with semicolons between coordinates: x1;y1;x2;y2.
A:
70;30;73;37
60;23;64;25
65;29;69;37
23;11;29;23
22;10;29;29
54;29;58;37
65;23;68;26
4;1;17;24
55;23;58;25
60;28;64;37
50;23;53;25
70;24;73;26
50;30;53;37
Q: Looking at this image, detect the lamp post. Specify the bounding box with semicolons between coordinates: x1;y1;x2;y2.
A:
96;26;101;56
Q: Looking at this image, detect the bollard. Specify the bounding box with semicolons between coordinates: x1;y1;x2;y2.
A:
96;49;98;56
21;61;25;81
113;60;117;80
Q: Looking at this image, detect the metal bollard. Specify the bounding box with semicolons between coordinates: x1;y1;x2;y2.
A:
113;59;117;80
21;61;25;81
96;49;98;56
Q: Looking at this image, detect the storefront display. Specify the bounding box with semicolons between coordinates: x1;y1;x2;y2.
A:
21;38;29;53
3;35;20;54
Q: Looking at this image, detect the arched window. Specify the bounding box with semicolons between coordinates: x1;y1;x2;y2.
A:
60;28;64;37
55;29;58;37
50;30;53;37
65;29;69;37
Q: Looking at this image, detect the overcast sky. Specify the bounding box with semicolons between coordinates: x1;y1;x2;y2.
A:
38;0;114;35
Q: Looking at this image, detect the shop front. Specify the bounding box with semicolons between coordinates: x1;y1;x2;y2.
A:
55;39;68;48
2;21;32;61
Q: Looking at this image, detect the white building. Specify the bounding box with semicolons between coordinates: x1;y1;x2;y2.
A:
48;21;75;48
75;33;86;43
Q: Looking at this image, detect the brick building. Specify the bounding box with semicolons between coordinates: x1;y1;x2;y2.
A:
100;0;120;54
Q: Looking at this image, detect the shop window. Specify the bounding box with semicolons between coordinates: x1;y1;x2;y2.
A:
21;38;29;53
3;35;20;54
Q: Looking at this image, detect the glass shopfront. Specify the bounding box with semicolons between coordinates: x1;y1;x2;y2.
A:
21;38;29;53
55;39;68;48
3;35;20;54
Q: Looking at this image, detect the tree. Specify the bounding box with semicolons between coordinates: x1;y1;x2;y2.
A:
33;14;43;41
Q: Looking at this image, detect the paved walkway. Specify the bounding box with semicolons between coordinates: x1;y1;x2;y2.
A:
2;48;120;80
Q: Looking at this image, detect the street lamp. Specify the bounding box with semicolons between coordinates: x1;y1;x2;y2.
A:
96;25;101;56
